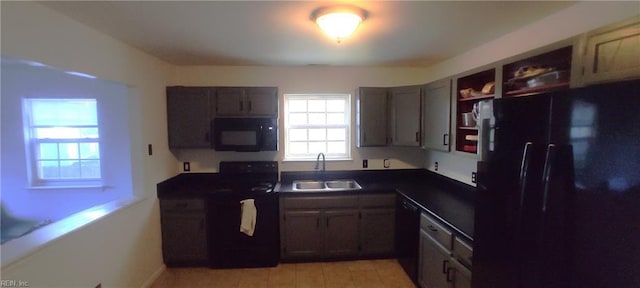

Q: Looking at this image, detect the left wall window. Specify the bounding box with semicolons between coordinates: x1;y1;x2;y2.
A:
23;99;101;186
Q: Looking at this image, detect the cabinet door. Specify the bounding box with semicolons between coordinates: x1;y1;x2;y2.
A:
325;210;360;257
282;210;323;259
360;208;396;256
450;258;472;288
390;86;422;146
161;213;208;265
423;79;452;151
419;230;452;288
246;87;278;116
583;17;640;84
167;87;213;149
357;87;388;146
216;87;245;116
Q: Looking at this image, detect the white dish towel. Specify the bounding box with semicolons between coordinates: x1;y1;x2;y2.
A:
240;199;257;236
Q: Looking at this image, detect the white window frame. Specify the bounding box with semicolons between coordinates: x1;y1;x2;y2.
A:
284;93;351;161
23;98;102;187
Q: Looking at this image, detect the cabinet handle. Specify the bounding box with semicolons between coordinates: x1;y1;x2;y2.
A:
415;132;420;143
443;134;448;146
326;218;329;228
442;260;449;274
446;267;454;282
248;101;252;112
240;100;244;111
205;132;210;142
428;225;438;232
316;217;320;228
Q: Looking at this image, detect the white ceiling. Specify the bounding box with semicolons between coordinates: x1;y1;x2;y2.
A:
40;1;576;67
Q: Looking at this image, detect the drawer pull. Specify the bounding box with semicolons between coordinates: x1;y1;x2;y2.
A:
442;260;449;274
428;225;438;232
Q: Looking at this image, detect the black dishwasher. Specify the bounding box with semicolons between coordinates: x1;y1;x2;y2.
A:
396;194;420;284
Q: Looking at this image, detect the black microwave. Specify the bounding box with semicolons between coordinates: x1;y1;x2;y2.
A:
212;118;278;152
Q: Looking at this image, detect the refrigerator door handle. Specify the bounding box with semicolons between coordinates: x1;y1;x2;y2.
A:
541;144;557;213
518;142;534;209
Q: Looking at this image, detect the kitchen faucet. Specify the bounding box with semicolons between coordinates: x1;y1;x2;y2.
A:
315;152;326;180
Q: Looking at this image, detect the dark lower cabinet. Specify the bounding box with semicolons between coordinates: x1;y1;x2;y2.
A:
282;210;324;259
419;230;452;288
159;198;208;266
360;208;396;256
325;210;360;257
280;193;395;261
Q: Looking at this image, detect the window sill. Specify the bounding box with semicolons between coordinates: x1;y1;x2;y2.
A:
0;196;144;269
26;185;106;190
282;158;353;162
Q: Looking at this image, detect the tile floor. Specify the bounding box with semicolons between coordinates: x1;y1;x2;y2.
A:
151;259;416;288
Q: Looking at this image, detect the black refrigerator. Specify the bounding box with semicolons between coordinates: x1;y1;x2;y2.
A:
473;79;640;288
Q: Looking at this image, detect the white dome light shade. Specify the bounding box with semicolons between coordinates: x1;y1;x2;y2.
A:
313;6;366;43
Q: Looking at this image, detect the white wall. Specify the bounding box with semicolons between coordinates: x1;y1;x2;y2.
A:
1;2;173;287
169;66;429;172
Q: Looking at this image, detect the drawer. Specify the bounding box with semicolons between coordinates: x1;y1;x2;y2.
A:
420;213;452;251
453;237;473;268
359;194;396;208
282;195;359;209
160;198;205;212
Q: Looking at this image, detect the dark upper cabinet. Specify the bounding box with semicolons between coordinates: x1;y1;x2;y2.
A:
167;86;215;149
216;87;278;117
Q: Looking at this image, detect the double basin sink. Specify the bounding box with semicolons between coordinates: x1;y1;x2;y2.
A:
292;179;362;192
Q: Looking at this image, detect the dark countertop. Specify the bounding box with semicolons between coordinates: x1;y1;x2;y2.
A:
277;169;476;242
157;169;476;242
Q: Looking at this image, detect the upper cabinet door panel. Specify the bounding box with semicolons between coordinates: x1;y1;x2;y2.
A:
167;87;212;149
246;87;278;116
422;79;452;152
358;87;388;147
390;86;421;147
215;87;245;116
583;16;640;84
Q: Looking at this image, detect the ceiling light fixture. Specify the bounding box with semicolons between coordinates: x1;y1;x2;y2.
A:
312;6;366;43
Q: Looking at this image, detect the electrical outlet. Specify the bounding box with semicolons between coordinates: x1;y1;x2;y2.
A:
434;162;439;171
183;162;191;172
362;159;368;168
472;172;477;183
148;144;153;155
383;159;390;168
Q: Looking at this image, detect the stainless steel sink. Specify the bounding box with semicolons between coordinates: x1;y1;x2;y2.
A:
293;180;326;190
292;179;362;191
325;180;362;190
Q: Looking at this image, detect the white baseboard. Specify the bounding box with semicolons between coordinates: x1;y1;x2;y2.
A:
140;264;166;288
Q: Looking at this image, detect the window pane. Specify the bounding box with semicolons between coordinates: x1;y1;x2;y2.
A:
31;99;97;126
289;100;307;112
59;143;79;159
289;129;308;141
80;160;101;178
327;113;345;125
34;127;99;139
308;113;326;125
308;142;326;154
289;113;307;125
308;100;326;112
327;141;347;154
59;160;81;178
327;128;346;141
39;160;59;179
79;143;100;159
327;100;345;112
308;129;326;141
289;142;308;155
39;143;59;160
